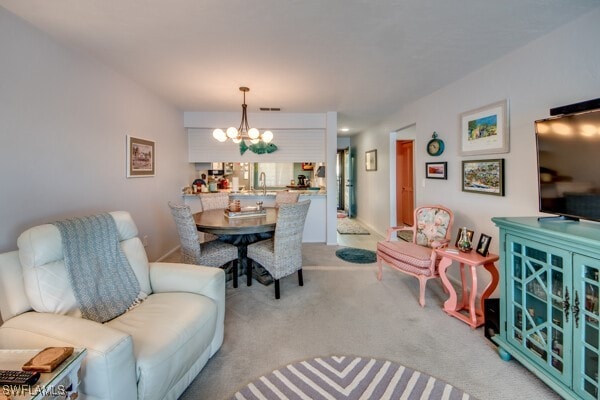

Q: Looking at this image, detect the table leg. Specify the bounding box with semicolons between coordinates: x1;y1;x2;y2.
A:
439;257;457;312
238;244;252;286
469;264;479;328
459;263;468;309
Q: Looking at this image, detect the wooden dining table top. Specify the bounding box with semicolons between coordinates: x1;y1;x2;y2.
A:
193;207;278;235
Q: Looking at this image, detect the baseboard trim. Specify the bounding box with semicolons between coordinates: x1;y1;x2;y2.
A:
156;245;180;262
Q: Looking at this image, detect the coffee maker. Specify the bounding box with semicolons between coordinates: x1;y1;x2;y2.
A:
297;175;307;186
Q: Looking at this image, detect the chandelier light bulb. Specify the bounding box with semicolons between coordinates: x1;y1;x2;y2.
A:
212;129;227;142
250;138;260;144
232;137;242;144
226;127;239;139
262;130;273;143
248;127;260;139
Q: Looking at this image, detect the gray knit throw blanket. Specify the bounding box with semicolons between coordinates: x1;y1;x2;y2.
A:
54;213;143;323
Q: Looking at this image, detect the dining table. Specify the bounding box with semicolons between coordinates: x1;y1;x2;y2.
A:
193;207;278;288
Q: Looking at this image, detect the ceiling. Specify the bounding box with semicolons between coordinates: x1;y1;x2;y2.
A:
1;0;598;135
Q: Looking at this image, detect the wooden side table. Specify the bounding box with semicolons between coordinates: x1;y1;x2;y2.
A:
435;247;499;329
0;348;86;399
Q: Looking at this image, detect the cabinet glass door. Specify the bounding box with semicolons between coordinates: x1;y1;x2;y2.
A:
506;234;572;384
573;254;600;399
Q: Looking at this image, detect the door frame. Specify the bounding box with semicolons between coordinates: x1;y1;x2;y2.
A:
389;125;417;227
336;149;345;210
396;140;414;226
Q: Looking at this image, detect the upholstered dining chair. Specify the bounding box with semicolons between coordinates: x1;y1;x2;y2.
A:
275;190;299;205
376;204;454;307
198;192;230;210
247;200;311;299
197;192;230;241
168;202;238;268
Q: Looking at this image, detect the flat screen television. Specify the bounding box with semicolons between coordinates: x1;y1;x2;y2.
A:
535;108;600;221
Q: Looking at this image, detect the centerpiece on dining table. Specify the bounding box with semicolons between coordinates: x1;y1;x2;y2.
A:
224;200;266;218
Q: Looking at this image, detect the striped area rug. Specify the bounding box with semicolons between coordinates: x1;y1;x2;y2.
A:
233;356;471;399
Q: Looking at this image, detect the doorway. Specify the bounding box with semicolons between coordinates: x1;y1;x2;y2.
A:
396;140;414;226
336;149;345;211
336;147;356;217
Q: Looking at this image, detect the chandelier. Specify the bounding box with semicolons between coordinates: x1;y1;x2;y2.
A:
212;87;273;144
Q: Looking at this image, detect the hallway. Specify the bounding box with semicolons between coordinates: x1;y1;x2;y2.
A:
336;217;383;251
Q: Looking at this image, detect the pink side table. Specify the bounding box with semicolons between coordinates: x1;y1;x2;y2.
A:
435;247;499;329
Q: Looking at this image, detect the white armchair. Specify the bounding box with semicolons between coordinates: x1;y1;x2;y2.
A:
0;211;225;400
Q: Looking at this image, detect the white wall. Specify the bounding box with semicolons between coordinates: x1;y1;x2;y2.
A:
354;8;600;293
0;8;196;259
185;111;329;163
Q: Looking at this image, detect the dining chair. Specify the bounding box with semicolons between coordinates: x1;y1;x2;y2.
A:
247;200;311;299
376;204;454;307
198;192;230;211
197;192;230;241
168;202;238;268
275;190;299;205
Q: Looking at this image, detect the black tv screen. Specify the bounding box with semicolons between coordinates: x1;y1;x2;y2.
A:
535;108;600;221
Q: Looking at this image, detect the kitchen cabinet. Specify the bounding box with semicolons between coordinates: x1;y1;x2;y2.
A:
492;217;600;400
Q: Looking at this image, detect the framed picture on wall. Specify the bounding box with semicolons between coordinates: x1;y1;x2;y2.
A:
459;99;509;156
425;162;447;179
462;158;504;196
127;135;155;177
365;149;377;171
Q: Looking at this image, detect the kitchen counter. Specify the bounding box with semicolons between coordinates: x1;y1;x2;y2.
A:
182;189;326;197
230;190;326;196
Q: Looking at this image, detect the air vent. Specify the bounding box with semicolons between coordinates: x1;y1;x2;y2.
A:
259;107;281;111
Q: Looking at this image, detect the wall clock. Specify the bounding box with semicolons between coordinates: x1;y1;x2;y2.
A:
427;132;445;156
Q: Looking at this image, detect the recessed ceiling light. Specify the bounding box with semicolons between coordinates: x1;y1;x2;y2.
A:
340;128;350;132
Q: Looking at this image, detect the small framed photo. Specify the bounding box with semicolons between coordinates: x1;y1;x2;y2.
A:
462;158;504;196
425;162;447;179
454;228;474;248
459;99;509;156
365;149;377;171
476;233;492;257
127;135;155;177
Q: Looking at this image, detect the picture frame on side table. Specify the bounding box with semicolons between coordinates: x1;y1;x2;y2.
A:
476;233;492;257
425;162;447;179
462;159;504;196
459;99;509;156
127;135;155;177
365;149;377;171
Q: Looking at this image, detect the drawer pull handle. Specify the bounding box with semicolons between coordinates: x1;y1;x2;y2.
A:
563;287;570;323
573;290;580;329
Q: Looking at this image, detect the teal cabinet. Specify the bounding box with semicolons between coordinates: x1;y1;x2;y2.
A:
493;217;600;400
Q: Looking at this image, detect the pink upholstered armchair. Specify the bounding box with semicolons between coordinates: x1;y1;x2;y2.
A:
377;205;454;307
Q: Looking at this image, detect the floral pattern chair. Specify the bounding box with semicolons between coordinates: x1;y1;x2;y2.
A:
376;205;454;307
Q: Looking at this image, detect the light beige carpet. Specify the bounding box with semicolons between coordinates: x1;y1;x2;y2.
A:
179;258;559;400
337;218;370;235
